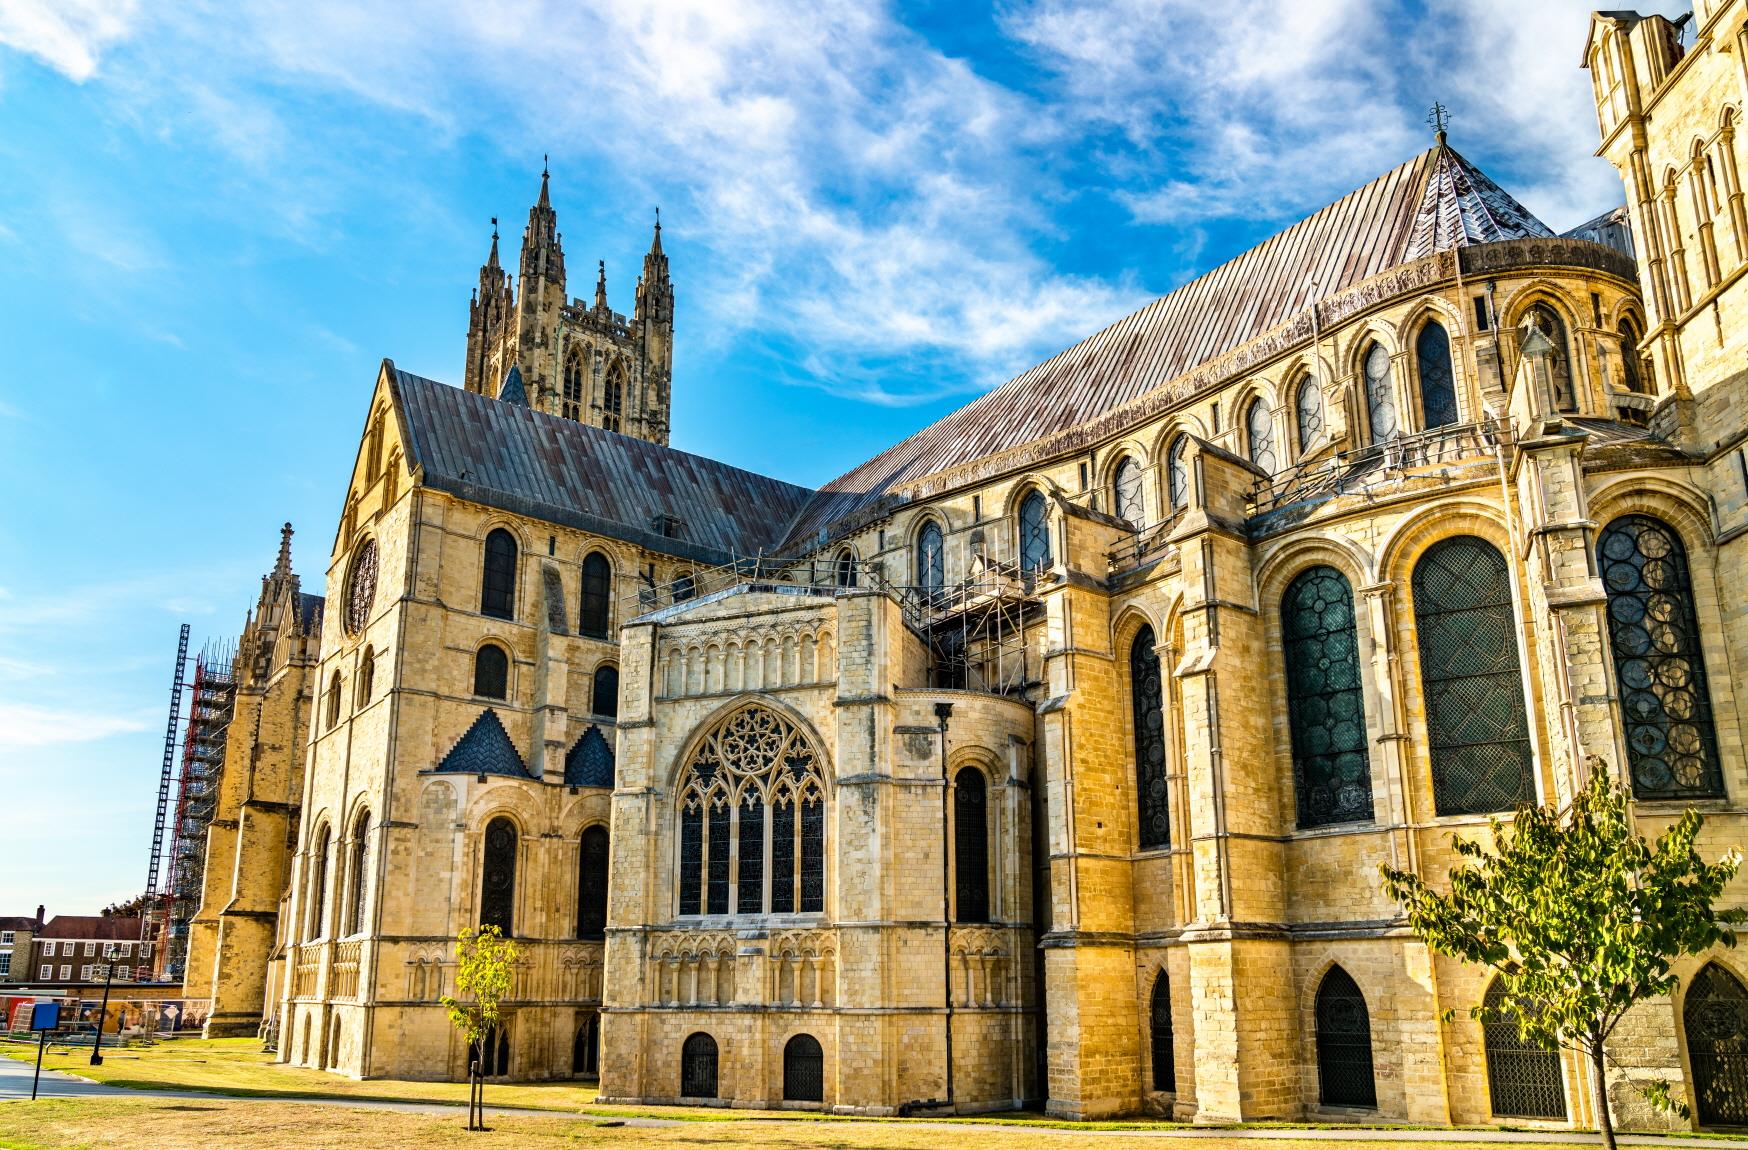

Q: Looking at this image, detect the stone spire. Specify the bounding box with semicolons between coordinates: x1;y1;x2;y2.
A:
595;260;609;313
273;522;294;582
465;218;514;394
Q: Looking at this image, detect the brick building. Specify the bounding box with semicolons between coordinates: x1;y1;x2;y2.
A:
0;909;43;984
27;917;150;987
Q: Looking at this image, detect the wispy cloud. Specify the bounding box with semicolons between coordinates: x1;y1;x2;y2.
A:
0;702;151;748
0;0;137;82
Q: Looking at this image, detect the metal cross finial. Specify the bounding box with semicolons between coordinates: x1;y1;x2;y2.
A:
1428;101;1450;144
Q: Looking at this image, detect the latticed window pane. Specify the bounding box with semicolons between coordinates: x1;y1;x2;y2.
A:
681;1033;718;1098
1150;972;1176;1092
1685;963;1748;1126
1416;321;1458;428
1364;342;1397;443
1315;966;1376;1108
1246;398;1276;473
580;552;612;638
783;1034;824;1102
835;550;857;588
591;665;619;719
1598;515;1723;799
1166;437;1188;509
474;644;509;699
577;825;609;940
1296;376;1323;453
1019;492;1051;572
917;522;944;594
1413;537;1534;815
1131;625;1169;849
1114;456;1145;524
707;802;731;915
801;795;825;912
1283;567;1373;827
770;799;796;913
679;804;702;915
482;529;518;619
954;769;989;923
737;795;765;915
480;817;517;935
1483;979;1566;1118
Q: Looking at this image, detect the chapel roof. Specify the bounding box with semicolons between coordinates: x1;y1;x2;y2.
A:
36;916;143;941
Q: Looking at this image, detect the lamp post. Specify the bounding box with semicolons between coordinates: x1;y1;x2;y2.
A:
90;945;117;1066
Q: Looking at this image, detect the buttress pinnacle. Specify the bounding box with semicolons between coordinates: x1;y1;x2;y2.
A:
273;522;294;580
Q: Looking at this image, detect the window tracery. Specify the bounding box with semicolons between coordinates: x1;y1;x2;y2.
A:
1113;455;1146;524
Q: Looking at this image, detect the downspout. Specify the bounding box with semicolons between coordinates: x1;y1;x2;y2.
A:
936;701;956;1111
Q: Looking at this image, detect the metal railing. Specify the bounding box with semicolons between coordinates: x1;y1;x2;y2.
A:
1106;510;1185;574
1249;419;1506;516
622;556;891;617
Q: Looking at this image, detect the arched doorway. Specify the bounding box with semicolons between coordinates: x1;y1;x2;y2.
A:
783;1033;824;1102
1686;963;1748;1125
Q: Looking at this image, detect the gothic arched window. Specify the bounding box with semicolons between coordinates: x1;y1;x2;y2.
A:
346;811;371;936
1483;977;1567;1119
1166;437;1189;510
326;672;343;729
1296;375;1324;454
954;767;989;923
1246;398;1277;473
1598;515;1722;799
916;520;945;597
835;549;857;588
1618;317;1648;394
603;363;625;434
591;664;619;719
357;647;375;708
1416;320;1458;429
1524;304;1575;411
681;1032;718;1098
576;825;608;940
563;348;585;421
1315;966;1377;1108
573;1014;599;1077
580;551;613;639
783;1033;824;1102
1113;455;1146;524
306;825;331;940
482;528;518;620
1683;962;1748;1126
677;706;825;917
1131;624;1169;849
480;816;517;936
1363;342;1397;444
1413;537;1534;815
1150;971;1176;1092
1018;491;1051;573
473;643;509;700
1283;566;1372;828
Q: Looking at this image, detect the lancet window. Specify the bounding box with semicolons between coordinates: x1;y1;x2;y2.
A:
677;706;826;917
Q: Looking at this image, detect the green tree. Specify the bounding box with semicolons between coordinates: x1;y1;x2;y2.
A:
1381;762;1743;1149
440;924;520;1131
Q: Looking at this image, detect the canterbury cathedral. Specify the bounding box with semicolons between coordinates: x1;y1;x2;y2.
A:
184;1;1748;1133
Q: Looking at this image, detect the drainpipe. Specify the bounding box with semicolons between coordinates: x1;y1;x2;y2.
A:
936;701;956;1111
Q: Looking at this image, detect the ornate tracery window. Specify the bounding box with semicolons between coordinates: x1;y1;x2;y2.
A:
1598;515;1723;799
1483;977;1566;1119
1018;491;1051;573
677;706;825;917
344;538;378;636
480;816;517;936
1283;566;1372;827
1412;537;1534;815
1245;398;1276;474
1363;342;1397;444
1131;624;1169;849
1113;455;1145;524
602;363;625;433
1166;437;1188;510
1416;320;1458;429
1684;962;1748;1126
563;348;585;421
1296;375;1324;454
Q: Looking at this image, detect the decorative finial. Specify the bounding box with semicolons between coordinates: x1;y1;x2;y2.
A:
490;216;498;238
542;153;549;178
274;522;294;578
654;205;661;232
1428;101;1450;146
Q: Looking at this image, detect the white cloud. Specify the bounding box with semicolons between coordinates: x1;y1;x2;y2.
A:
0;702;150;748
0;0;136;82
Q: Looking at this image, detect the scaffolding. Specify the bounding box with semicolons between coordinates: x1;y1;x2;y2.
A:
159;639;237;983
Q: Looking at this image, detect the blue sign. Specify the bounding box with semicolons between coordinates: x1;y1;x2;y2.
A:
29;1001;61;1031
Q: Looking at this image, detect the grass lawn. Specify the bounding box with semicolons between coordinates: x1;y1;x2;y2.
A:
0;1096;1612;1150
0;1037;596;1112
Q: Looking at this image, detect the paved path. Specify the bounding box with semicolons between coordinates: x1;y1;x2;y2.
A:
3;1053;1744;1145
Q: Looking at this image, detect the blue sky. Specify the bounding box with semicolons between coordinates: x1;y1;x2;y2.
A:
0;0;1674;914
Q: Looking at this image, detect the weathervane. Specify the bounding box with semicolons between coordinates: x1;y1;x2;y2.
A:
1428;101;1450;146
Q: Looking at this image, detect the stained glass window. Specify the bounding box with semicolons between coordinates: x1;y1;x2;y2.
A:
592;664;619;719
576;825;609;940
1114;456;1146;524
954;768;989;923
1413;537;1534;815
482;529;518;619
677;705;825;916
1283;566;1372;827
1296;375;1324;454
1598;515;1723;799
1131;625;1169;848
1315;966;1376;1108
474;644;509;700
1363;342;1397;444
1684;962;1748;1125
1150;971;1175;1091
917;521;945;596
1166;437;1188;509
1246;398;1277;473
1416;321;1458;429
1019;491;1051;572
480;817;517;936
345;539;378;636
1483;978;1566;1119
580;552;613;639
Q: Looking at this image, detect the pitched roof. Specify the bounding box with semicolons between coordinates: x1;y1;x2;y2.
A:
779;145;1556;547
0;916;39;932
37;916;142;941
498;364;528;407
390;367;814;564
434;709;533;779
297;593;325;634
563;725;615;788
